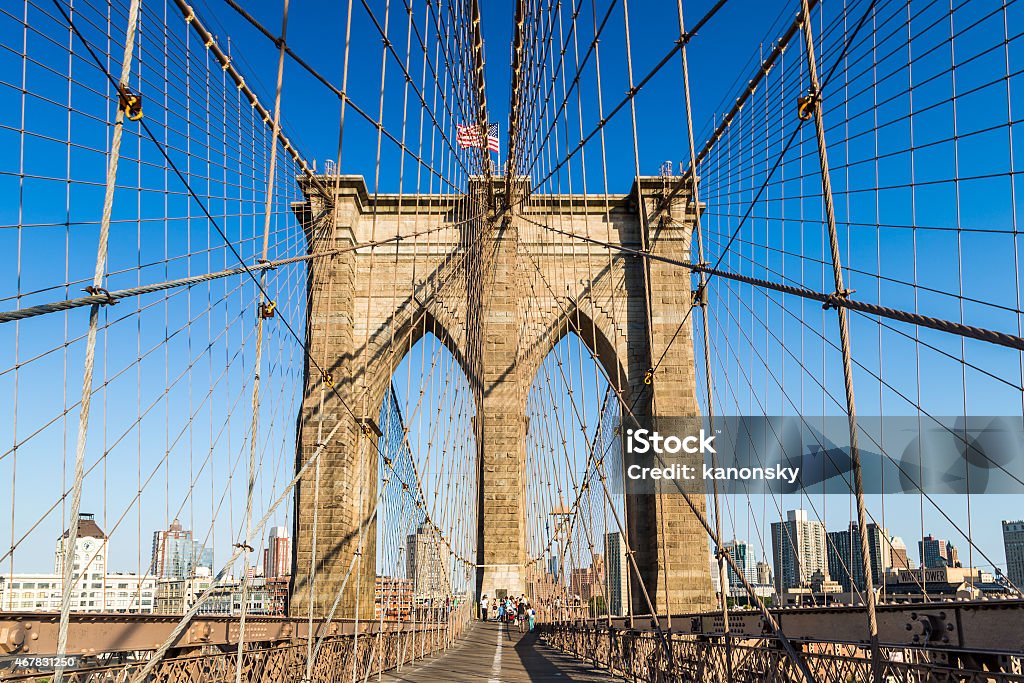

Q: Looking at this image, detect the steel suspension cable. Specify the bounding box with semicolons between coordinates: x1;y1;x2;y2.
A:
53;0;141;679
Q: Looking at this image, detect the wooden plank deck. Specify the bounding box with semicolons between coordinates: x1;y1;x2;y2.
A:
378;620;621;682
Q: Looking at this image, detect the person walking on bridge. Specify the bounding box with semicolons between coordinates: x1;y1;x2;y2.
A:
480;594;490;621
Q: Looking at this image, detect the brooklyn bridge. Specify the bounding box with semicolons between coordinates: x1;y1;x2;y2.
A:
1;0;1023;681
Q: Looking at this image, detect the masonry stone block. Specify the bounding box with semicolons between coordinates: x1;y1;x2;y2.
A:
293;174;713;619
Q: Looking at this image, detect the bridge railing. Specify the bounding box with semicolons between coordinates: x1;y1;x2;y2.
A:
0;608;471;683
541;614;1024;683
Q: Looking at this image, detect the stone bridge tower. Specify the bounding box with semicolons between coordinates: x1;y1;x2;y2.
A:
291;175;713;619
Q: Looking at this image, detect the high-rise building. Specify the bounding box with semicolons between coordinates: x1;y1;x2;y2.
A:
150;520;214;580
569;554;605;605
919;535;961;569
771;509;829;593
826;523;892;592
1002;520;1024;588
263;526;291;578
604;532;629;616
722;539;758;587
889;536;914;571
406;524;448;599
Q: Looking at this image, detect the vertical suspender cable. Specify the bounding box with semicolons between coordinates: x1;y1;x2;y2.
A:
237;2;290;680
675;1;730;676
798;1;880;680
306;1;354;677
53;0;142;680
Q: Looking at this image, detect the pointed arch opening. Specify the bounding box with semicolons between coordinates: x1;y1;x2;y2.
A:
373;329;477;621
522;329;630;620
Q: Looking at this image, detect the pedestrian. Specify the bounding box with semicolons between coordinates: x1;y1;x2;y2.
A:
481;594;490;622
528;605;536;632
497;598;506;622
516;595;527;632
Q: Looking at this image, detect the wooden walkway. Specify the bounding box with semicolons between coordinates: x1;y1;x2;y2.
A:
379;620;620;682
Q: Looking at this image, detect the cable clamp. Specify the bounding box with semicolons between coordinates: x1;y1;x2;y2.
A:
643;367;655;385
234;542;254;553
83;285;118;306
256;257;277;271
691;284;708;308
676;32;694;46
117;85;143;121
797;88;819;122
822;288;854;310
259;300;277;319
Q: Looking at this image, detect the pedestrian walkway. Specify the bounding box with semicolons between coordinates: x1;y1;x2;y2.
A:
379;621;620;682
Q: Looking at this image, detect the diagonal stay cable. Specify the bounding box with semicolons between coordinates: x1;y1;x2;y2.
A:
514;231;815;682
214;0;472;184
169;0;331;201
637;0;878;384
645;0;823;226
527;0;731;185
523;215;1024;351
0;216;477;324
51;0;477;558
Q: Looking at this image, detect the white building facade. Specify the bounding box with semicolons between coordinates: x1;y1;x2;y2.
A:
0;513;156;613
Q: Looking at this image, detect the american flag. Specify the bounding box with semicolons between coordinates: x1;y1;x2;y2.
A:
456;122;500;152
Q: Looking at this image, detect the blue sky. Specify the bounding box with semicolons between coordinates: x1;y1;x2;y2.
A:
1;0;1022;590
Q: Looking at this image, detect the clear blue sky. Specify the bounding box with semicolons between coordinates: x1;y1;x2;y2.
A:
1;0;1021;586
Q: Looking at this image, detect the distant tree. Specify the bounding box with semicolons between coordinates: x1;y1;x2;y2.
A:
588;595;607;617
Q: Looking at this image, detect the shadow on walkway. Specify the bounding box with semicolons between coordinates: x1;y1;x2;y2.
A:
378;620;620;682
